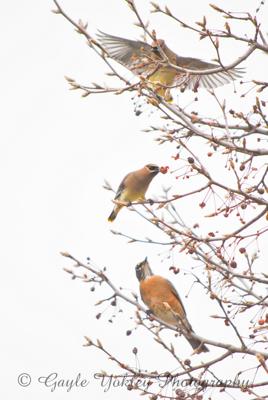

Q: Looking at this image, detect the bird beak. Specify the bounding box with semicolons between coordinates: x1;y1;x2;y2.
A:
143;256;148;263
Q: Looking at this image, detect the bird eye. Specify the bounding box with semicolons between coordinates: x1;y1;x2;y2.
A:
148;164;158;171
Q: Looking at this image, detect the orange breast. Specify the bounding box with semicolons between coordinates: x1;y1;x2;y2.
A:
139;275;186;326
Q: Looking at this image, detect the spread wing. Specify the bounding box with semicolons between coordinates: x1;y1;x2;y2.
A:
97;31;158;76
174;56;244;90
97;32;244;91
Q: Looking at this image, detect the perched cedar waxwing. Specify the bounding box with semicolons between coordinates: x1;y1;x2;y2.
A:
97;31;244;101
136;258;209;353
108;164;159;222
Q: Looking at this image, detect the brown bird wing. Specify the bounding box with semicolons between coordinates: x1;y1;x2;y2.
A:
114;173;129;200
163;278;195;333
175;56;244;90
165;279;187;317
97;31;158;76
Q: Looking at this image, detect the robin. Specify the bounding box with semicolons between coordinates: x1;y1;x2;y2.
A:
135;257;209;353
97;31;243;101
108;164;159;222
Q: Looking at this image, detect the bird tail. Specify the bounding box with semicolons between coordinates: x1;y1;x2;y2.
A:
175;315;209;354
108;210;117;222
107;205;121;222
186;334;209;354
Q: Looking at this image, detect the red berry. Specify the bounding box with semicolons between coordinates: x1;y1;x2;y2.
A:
188;157;194;164
230;260;237;268
160;166;169;174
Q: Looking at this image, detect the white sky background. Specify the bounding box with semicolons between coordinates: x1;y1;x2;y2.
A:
1;0;267;399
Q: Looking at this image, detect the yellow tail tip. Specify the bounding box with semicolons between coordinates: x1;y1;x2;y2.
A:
108;211;116;222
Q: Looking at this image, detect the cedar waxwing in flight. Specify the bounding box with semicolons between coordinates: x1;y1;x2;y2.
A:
136;258;209;353
108;164;159;222
97;31;244;101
